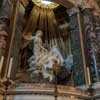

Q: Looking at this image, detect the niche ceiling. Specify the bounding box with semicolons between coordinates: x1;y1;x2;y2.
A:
32;0;59;9
23;0;69;50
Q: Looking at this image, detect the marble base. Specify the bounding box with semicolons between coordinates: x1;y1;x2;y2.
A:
3;83;88;100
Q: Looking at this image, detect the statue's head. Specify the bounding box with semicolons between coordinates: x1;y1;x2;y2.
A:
36;30;43;37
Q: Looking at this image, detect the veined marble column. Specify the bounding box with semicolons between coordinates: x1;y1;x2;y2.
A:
93;16;100;48
82;8;99;82
0;0;12;78
67;7;85;86
0;18;8;57
0;0;11;56
92;15;100;81
1;0;19;78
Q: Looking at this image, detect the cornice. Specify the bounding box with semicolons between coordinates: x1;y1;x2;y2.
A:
4;83;89;99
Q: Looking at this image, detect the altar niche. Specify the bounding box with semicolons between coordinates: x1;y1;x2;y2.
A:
27;30;73;84
11;1;85;86
14;4;73;85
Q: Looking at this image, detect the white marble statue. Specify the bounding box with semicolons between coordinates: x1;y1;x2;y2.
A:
41;46;65;81
64;54;73;72
28;30;73;82
49;46;64;66
28;30;48;68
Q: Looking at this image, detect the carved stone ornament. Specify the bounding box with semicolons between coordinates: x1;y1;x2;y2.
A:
76;0;100;15
76;0;92;9
67;7;79;16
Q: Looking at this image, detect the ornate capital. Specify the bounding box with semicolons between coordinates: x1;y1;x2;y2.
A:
76;0;100;16
77;0;92;10
67;7;79;16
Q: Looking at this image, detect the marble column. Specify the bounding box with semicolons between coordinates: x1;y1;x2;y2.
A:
67;7;85;86
92;15;100;81
82;8;99;82
0;0;11;78
1;0;19;78
93;16;100;48
0;0;12;58
0;19;8;57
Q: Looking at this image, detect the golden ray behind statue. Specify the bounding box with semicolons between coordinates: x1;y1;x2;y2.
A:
32;0;59;9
